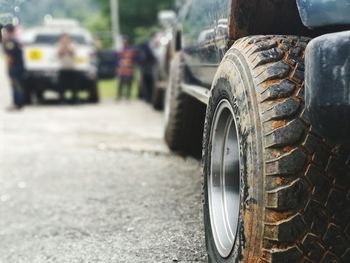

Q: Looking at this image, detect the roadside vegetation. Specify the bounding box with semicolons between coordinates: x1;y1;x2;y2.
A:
18;0;174;47
98;77;140;100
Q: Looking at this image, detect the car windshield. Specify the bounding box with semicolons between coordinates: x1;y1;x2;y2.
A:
34;34;87;45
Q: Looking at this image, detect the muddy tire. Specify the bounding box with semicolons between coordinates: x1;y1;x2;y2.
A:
203;36;350;262
164;52;206;157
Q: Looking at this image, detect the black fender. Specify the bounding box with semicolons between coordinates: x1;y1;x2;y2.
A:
305;31;350;143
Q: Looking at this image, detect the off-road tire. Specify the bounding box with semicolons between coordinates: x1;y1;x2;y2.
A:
164;52;206;157
88;80;99;103
203;36;350;262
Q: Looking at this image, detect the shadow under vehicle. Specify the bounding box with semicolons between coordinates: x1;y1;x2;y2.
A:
23;19;99;104
164;0;350;262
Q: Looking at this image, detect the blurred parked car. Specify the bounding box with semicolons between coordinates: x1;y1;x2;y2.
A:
149;10;176;110
23;19;99;103
97;50;116;80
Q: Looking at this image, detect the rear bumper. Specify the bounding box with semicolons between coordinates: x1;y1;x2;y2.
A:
297;0;350;27
297;0;350;28
26;69;57;77
25;70;97;91
305;31;350;142
26;70;95;80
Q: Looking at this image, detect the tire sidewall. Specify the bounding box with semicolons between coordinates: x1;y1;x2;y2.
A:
203;49;265;262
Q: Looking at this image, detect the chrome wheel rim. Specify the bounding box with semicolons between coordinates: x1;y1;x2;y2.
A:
208;99;241;258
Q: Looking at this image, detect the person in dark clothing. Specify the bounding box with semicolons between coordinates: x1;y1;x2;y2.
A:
2;24;25;111
137;41;157;103
57;33;78;103
116;40;137;100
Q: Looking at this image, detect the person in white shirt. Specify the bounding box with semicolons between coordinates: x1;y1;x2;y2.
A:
57;33;78;103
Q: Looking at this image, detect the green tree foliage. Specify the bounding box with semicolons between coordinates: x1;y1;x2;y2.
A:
19;0;98;26
120;0;173;40
96;0;174;43
0;0;26;24
3;0;175;47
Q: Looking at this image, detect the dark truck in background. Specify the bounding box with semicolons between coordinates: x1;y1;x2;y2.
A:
97;50;117;80
164;0;350;262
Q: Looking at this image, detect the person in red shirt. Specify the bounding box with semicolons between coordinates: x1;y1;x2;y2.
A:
116;39;136;99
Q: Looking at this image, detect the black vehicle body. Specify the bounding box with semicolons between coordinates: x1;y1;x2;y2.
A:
149;10;176;110
176;0;350;142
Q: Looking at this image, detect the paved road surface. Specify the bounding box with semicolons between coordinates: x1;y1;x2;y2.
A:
0;58;207;262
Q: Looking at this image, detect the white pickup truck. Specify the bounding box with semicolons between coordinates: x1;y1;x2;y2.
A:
23;19;99;103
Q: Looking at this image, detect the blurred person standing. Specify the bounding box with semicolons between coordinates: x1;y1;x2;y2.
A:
58;33;78;103
116;39;136;100
137;41;156;103
2;24;25;111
